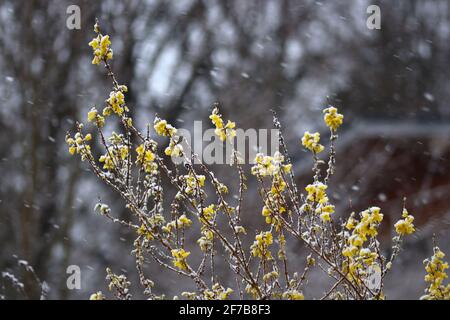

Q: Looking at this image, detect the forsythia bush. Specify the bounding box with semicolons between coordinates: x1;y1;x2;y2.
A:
67;22;450;300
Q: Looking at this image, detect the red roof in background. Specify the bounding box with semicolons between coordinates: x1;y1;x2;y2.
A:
294;121;450;239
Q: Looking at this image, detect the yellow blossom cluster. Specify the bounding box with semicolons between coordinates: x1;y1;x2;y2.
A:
136;144;157;174
154;117;177;137
301;106;343;154
106;268;131;297
197;205;216;252
162;215;192;233
260;178;287;227
197;230;214;252
203;283;234;300
98;145;127;171
148;213;166;227
251;152;292;228
177;214;193;228
181;173;206;196
323;107;344;131
282;290;304;300
234;226;246;234
95;133;130;171
263;271;279;282
137;224;154;241
89;291;106;300
197;229;214;252
245;284;260;298
105;90;127;116
305;182;328;204
152;117;183;157
261;206;275;225
345;212;357;230
250;231;273;260
171;248;190;271
88;33;113;65
394;208;415;235
199;204;216;223
209;107;236;142
251;152;291;177
66;132;92;161
301;131;324;154
421;247;450;300
304;182;335;222
161;222;175;234
344;208;382;243
342;207;384;282
180;291;197;300
87;107;105;127
164;139;183;157
315;204;335;223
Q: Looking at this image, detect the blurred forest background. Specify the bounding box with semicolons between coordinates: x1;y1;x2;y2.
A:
1;0;450;299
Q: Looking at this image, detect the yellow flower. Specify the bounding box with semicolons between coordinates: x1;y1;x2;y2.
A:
87;106;105;127
200;204;216;223
165;139;183;157
89;27;113;65
251;151;287;177
315;204;334;223
209;107;236;142
203;284;234;300
342;246;359;258
137;224;154;241
323;106;344;131
301;131;324;154
305;182;329;204
359;248;378;265
88;38;99;50
421;246;450;300
89;291;105;300
261;206;274;225
177;214;192;228
320;211;331;223
100;35;111;49
87;107;98;122
283;290;304;300
262;206;271;217
349;235;364;247
154;117;177;137
182;173;206;195
234;226;246;234
66;132;92;159
209;113;223;129
345;213;357;230
106;90;125;116
97;115;105;127
99;153;114;171
317;204;335;213
119;146;128;160
394;209;415;235
171;248;190;271
369;206;384;223
251;231;273;260
136;144;157;173
283;163;292;173
263;271;279;282
197;235;212;252
118;85;128;92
